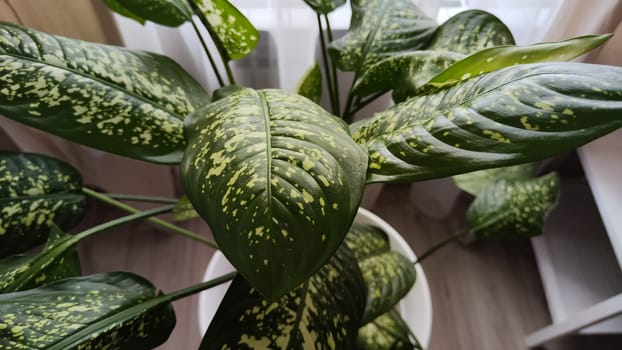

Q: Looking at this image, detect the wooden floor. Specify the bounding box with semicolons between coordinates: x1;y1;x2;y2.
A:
76;183;622;350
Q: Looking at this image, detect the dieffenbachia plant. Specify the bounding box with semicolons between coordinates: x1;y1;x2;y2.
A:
0;0;622;348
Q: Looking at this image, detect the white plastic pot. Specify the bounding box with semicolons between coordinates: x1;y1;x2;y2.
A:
198;207;433;347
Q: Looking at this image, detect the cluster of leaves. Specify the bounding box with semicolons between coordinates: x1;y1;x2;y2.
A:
0;0;621;348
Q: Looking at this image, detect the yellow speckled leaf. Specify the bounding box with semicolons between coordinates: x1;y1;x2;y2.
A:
296;63;323;104
453;162;539;196
0;22;210;164
467;173;560;239
172;195;199;221
303;0;346;14
351;62;622;183
191;0;259;60
328;0;437;73
103;0;192;27
200;243;366;349
181;88;367;300
357;310;420;350
0;152;85;258
0;272;176;350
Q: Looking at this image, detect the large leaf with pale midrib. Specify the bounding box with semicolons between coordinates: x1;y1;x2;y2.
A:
357;310;420;350
351;62;622;183
181;88;367;300
0;152;85;258
200;243;366;349
103;0;192;27
303;0;346;14
0;272;175;350
328;0;437;73
0;22;210;164
467;173;560;239
191;0;259;60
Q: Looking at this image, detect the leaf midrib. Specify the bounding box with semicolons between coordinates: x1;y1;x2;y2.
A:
0;46;184;120
255;90;273;238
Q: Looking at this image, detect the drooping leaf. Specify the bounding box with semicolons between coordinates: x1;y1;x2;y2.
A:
200;243;366;349
351;62;622;183
466;173;560;239
0;226;81;293
343;222;389;260
453;162;540;196
426;34;612;90
0;152;85;257
296;62;323;104
182;88;368;300
0;22;210;164
0;272;176;349
303;0;346;14
190;0;260;60
425;10;514;54
103;0;192;26
357;310;420;350
328;0;436;72
172;195;199;221
352;51;464;99
344;223;416;325
358;251;415;324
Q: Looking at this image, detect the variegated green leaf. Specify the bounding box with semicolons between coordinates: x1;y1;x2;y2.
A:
352;51;464;99
0;226;80;293
172;195;199;221
0;22;210;164
344;223;416;325
453;163;539;196
182;88;367;300
328;0;436;72
343;222;389;260
357;310;420;350
103;0;192;27
296;62;323;104
303;0;346;14
358;251;415;324
212;84;246;101
351;63;622;183
200;243;366;349
0;152;85;257
0;272;176;350
425;10;514;54
427;34;611;90
191;0;259;60
467;173;559;239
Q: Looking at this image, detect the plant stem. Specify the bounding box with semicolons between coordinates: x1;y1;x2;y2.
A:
413;230;469;265
344;95;362;123
167;271;237;301
188;0;236;85
82;188;218;249
316;13;336;114
324;14;340;113
342;76;358;120
190;19;225;87
107;193;178;204
348;91;386;116
74;205;175;242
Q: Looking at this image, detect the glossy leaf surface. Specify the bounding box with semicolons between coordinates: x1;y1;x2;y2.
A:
0;152;84;257
296;62;323;104
0;23;210;164
191;0;259;60
466;173;560;239
328;0;436;72
344;223;416;325
357;310;419;350
0;272;175;350
351;63;622;183
182;88;367;300
427;34;611;89
453;163;539;196
103;0;192;26
200;243;365;349
303;0;346;14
